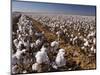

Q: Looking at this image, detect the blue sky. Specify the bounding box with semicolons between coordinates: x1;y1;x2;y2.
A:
12;0;96;16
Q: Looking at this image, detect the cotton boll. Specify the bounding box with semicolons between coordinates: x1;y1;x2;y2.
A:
15;51;22;59
15;49;26;59
63;29;67;34
22;49;27;53
12;65;19;74
56;30;63;41
22;70;27;73
55;49;66;67
35;50;49;64
51;62;58;69
17;41;23;49
90;32;95;37
56;31;61;36
79;36;83;39
59;48;65;53
12;55;18;65
23;40;30;50
18;34;22;40
40;46;48;52
88;32;95;38
90;46;96;53
30;43;36;48
29;28;33;36
73;36;78;40
32;63;40;71
35;39;42;46
87;33;91;38
81;46;85;50
35;51;44;64
83;38;87;42
83;38;89;47
84;41;89;47
41;51;49;64
25;33;28;37
90;46;94;52
16;30;19;35
13;39;19;49
18;25;23;33
78;32;80;35
72;36;78;45
93;38;96;44
71;34;74;37
52;64;58;69
12;32;16;36
70;38;73;41
51;41;59;50
93;49;96;53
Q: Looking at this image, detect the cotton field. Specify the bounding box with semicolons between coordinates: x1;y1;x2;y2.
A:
12;12;96;74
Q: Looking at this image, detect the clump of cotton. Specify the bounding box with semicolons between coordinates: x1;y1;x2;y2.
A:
35;49;49;64
84;39;89;47
51;41;59;52
22;70;27;73
32;63;40;71
35;39;42;46
13;38;19;49
14;49;26;59
55;49;66;67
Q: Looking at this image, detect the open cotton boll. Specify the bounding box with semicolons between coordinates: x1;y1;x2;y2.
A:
51;41;59;47
84;41;89;47
22;49;27;53
35;51;44;64
88;32;95;37
56;31;61;41
93;49;96;53
40;46;48;52
55;49;66;67
22;70;27;73
32;63;40;71
17;41;23;49
93;38;96;44
15;49;26;59
15;51;22;59
81;46;85;50
90;46;94;52
30;43;36;48
18;25;23;32
71;34;74;37
12;65;18;74
29;29;33;35
51;41;59;49
59;48;65;53
23;40;30;50
79;36;83;39
73;36;78;41
12;54;18;65
83;38;89;47
90;46;96;53
13;39;19;49
17;29;20;34
51;62;58;69
35;39;42;46
83;38;87;42
18;34;22;40
70;38;73;42
35;50;49;64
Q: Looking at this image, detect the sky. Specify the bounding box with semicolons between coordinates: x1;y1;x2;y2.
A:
12;0;96;16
